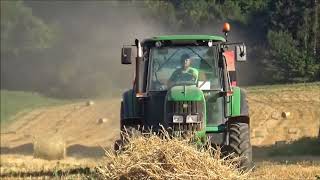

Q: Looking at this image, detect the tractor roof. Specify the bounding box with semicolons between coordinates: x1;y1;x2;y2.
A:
144;35;226;42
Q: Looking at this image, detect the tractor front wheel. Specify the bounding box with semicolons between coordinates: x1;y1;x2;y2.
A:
225;122;253;171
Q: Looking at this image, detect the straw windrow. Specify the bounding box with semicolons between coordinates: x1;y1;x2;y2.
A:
96;134;248;180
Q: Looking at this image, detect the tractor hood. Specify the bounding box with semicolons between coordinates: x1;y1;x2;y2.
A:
167;85;204;101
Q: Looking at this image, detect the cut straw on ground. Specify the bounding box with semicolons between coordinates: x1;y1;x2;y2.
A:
95;133;249;180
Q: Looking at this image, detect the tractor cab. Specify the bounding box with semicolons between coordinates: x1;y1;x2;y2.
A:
118;23;253;170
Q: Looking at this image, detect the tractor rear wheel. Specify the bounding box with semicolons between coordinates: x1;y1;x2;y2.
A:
225;122;253;171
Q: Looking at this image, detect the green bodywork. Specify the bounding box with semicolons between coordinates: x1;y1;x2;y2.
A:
167;85;206;140
167;85;243;141
123;86;243;133
167;85;204;101
122;34;245;144
229;86;242;117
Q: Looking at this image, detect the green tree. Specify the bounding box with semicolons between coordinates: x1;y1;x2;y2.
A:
266;0;319;81
144;0;255;29
1;0;57;55
268;31;305;81
144;0;181;29
145;0;320;81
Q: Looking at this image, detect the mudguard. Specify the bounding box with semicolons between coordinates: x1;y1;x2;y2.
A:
121;89;141;124
229;86;250;124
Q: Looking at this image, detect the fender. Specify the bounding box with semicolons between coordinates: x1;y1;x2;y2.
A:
121;89;142;127
228;86;250;124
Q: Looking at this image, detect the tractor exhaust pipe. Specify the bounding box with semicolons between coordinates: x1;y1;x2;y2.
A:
135;39;144;96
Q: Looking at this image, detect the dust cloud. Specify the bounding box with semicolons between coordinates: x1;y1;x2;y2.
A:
1;1;260;98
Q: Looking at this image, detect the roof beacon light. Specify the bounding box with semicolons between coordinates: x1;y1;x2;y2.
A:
223;22;230;33
222;22;230;42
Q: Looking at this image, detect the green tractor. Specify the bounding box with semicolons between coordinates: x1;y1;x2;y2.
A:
117;23;252;169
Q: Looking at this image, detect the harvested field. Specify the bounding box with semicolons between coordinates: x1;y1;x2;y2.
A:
248;83;320;145
1;83;320;179
1;99;120;148
250;161;320;180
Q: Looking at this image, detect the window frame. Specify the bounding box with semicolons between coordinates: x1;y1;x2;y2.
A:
146;45;223;92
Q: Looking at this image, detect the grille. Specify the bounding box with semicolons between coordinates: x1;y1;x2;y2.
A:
167;101;204;114
171;123;202;131
166;100;204;131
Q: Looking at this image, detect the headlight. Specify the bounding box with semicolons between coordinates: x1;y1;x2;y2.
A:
186;115;198;123
173;115;183;123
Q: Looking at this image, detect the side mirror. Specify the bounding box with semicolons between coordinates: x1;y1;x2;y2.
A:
121;47;132;64
235;45;246;61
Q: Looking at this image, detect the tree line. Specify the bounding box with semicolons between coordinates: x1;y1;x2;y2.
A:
145;0;320;82
1;0;319;98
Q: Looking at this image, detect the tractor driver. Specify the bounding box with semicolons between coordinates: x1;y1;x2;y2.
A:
168;54;199;87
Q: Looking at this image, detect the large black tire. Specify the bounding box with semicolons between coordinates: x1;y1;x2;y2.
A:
226;122;253;171
115;102;132;152
114;102;125;152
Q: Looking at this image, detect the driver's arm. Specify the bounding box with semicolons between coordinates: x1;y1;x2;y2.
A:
190;68;199;82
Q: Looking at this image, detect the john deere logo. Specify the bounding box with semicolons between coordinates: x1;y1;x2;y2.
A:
183;104;188;109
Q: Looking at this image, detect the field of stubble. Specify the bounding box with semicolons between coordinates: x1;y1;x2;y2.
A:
1;83;320;179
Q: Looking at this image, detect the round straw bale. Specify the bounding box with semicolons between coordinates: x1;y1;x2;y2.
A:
33;134;66;160
86;100;95;106
98;118;108;124
281;111;290;118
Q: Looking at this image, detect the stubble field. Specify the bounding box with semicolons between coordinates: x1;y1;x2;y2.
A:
1;83;320;179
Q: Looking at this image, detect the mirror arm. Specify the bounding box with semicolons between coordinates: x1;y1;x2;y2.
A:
222;42;245;46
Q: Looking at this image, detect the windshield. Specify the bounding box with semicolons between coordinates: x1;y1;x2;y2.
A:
149;46;221;91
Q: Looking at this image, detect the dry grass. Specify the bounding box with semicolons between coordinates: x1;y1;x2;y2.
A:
0;154;96;179
33;134;66;160
250;162;320;180
95;133;249;180
247;83;320;146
